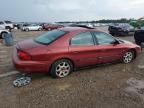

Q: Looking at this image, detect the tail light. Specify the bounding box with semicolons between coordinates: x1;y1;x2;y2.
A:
18;50;31;60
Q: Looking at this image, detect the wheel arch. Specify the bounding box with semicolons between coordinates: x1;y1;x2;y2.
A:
0;31;8;38
50;57;75;71
130;48;137;59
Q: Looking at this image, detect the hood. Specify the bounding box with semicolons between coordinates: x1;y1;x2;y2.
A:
118;39;134;45
119;39;140;48
17;39;43;51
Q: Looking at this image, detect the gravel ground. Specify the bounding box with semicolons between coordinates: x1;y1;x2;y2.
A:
0;28;144;108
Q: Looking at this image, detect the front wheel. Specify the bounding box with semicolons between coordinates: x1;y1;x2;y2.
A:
50;59;73;78
123;50;134;64
1;32;8;39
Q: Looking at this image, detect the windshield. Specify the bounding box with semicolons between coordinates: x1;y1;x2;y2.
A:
0;21;4;24
4;21;12;24
35;30;67;45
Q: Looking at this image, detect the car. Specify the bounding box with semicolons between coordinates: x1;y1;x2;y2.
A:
22;24;42;31
13;27;141;78
108;23;135;36
134;29;144;46
42;24;64;31
141;26;144;30
0;29;10;39
0;21;14;31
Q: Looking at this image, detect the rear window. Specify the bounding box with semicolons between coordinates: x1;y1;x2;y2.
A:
35;30;67;45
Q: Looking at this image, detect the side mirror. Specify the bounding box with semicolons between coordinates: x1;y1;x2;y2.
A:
111;40;119;45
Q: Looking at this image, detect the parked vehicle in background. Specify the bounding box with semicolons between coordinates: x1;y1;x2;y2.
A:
22;24;42;31
13;26;141;78
134;29;144;46
0;29;10;39
141;26;144;30
0;21;14;31
42;24;64;31
130;17;144;29
13;23;22;29
108;23;135;36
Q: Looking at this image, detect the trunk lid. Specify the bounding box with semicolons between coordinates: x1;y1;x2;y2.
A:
17;39;44;51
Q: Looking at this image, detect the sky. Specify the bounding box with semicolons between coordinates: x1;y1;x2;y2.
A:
0;0;144;22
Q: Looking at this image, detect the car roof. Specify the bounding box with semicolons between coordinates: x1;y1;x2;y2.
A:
58;27;101;32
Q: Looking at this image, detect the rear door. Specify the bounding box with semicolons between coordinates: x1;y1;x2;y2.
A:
31;25;36;30
92;32;124;63
69;32;100;68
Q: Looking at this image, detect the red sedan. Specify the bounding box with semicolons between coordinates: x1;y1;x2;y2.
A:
43;24;64;31
13;27;141;78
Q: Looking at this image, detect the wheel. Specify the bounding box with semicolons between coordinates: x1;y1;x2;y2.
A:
25;28;29;32
123;50;134;64
0;32;8;39
50;59;73;78
48;28;51;31
38;28;42;31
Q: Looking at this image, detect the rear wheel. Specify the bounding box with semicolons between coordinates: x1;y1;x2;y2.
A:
50;59;73;78
25;28;29;32
38;28;42;31
123;50;134;64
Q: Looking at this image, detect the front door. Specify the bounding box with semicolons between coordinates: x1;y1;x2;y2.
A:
92;32;124;63
69;32;100;68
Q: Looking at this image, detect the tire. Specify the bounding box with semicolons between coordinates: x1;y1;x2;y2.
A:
123;50;134;64
50;59;73;78
25;28;29;32
38;28;42;31
0;32;8;39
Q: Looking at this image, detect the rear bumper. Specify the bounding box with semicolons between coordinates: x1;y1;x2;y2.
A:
12;49;51;73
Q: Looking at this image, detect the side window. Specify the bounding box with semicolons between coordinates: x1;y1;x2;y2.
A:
71;32;94;46
0;21;4;25
94;32;116;45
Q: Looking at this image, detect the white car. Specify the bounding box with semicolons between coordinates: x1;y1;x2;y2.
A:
0;29;10;39
22;24;42;31
0;21;14;30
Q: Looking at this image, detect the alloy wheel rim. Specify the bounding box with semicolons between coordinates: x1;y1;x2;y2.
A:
123;52;133;63
56;62;70;77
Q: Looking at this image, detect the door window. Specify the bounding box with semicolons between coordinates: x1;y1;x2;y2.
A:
94;32;116;45
71;32;94;46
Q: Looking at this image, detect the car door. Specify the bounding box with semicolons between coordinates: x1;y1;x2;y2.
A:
33;25;39;30
31;25;37;30
27;25;32;30
69;32;101;68
92;32;124;63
